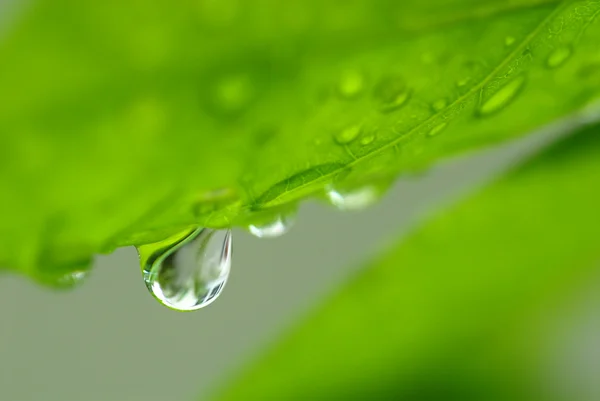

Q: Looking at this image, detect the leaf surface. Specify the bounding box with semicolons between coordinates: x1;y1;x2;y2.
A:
1;0;600;281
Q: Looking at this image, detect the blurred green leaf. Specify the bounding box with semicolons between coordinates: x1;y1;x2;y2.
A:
211;123;600;401
1;0;600;281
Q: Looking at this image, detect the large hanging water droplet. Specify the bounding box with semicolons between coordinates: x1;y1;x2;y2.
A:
476;75;526;117
546;45;572;69
248;212;295;238
325;184;379;211
137;228;232;311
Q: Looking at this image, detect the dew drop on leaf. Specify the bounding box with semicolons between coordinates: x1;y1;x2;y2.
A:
208;73;255;117
137;228;232;311
476;75;526;117
248;212;295;238
505;36;516;47
337;69;365;98
431;98;448;112
325;184;379;211
427;121;448;137
334;124;362;144
359;131;376;146
456;77;471;88
373;75;410;113
546;45;572;69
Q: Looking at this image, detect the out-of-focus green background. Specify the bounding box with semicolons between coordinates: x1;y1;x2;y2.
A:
2;126;599;401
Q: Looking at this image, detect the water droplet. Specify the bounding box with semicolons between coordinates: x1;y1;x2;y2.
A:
334;124;362;145
505;36;516;47
208;73;254;117
431;99;447;112
427;122;448;137
338;70;365;98
248;212;295;238
546;45;572;68
325;184;379;211
476;75;526;117
359;132;376;146
137;228;232;311
55;270;89;287
457;77;471;88
373;76;411;113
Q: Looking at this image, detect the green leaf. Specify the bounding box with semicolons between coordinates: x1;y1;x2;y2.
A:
211;122;600;401
1;0;600;281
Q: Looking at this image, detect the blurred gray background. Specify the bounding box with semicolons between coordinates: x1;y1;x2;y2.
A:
3;125;599;401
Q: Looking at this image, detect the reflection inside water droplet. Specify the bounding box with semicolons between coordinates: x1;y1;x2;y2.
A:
325;184;379;211
248;212;295;238
137;228;232;311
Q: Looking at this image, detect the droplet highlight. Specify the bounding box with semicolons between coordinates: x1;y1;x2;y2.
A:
137;228;232;311
373;76;410;113
546;45;572;69
334;124;362;145
325;184;379;211
476;75;526;117
248;212;295;238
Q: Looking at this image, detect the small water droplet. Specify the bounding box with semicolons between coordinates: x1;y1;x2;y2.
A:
373;76;411;113
427;122;448;137
137;228;232;311
338;70;365;98
208;73;254;117
505;36;516;47
325;184;379;211
248;212;295;238
546;45;572;68
476;75;526;117
457;77;471;87
56;270;89;287
359;132;376;146
431;99;447;112
334;124;362;145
